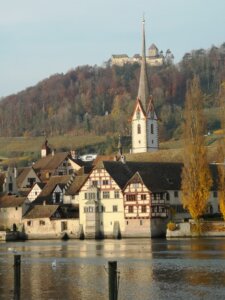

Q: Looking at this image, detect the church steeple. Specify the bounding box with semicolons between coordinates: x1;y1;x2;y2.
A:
131;18;159;154
137;17;150;110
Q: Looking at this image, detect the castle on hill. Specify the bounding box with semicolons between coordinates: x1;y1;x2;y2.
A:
110;43;174;67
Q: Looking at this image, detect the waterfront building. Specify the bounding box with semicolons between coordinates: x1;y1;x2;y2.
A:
22;204;79;239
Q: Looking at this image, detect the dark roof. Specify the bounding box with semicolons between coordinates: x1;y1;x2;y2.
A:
35;182;46;189
65;174;89;195
102;161;133;189
0;195;26;208
99;161;219;192
23;205;60;219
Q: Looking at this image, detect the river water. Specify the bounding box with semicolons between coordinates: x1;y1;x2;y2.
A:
0;238;225;300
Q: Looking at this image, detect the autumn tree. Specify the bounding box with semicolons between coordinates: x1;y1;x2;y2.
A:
181;76;212;224
217;81;225;219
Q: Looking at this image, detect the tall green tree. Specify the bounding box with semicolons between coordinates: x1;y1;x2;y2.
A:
181;76;212;223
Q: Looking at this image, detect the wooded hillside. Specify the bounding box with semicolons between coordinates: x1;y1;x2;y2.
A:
0;43;224;140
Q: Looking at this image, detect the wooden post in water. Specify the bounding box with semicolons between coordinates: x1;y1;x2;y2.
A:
14;254;21;300
108;261;118;300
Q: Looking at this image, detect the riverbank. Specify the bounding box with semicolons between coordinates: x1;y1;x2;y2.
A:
167;220;225;238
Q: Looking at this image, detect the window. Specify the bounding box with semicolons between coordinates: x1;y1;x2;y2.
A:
55;192;61;203
166;193;170;201
58;171;63;176
103;191;110;199
28;177;36;187
27;221;32;226
141;194;146;200
126;194;136;201
174;191;178;198
133;183;139;189
137;124;141;134
141;205;147;213
213;191;218;198
39;220;45;226
151;124;154;134
103;180;109;185
61;221;67;231
114;191;120;198
140;220;143;225
85;192;96;200
113;205;118;212
92;180;98;187
99;205;105;213
128;206;134;213
8;183;13;192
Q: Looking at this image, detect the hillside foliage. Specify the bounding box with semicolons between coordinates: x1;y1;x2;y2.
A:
0;43;225;139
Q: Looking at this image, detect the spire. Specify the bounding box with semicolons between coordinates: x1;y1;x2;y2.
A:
137;17;150;110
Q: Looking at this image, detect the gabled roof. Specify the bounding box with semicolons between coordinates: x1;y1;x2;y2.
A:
33;152;69;171
131;98;147;120
149;43;158;50
102;161;132;189
123;172;143;191
16;167;38;188
23;205;60;219
36;175;70;199
0;195;26;208
65;174;89;195
126;162;183;192
146;95;158;120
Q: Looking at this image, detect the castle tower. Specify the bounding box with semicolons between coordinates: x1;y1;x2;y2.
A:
131;19;159;153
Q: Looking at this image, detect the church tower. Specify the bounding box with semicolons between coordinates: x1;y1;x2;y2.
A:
131;19;158;153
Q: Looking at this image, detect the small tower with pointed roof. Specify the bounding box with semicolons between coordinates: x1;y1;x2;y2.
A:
131;18;159;153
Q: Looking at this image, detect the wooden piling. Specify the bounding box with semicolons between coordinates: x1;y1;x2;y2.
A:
108;261;118;300
14;254;21;300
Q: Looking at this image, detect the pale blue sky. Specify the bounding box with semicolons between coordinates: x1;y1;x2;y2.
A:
1;0;225;97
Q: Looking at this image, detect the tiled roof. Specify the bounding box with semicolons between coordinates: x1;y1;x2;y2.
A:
98;161;219;192
16;167;37;188
23;205;60;219
35;175;71;201
33;152;69;171
65;174;89;195
103;161;133;189
0;195;26;208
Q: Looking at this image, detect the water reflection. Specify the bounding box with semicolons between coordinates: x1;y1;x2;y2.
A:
0;238;225;299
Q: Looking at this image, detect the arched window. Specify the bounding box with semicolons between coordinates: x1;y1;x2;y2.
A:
151;124;154;134
137;124;141;134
